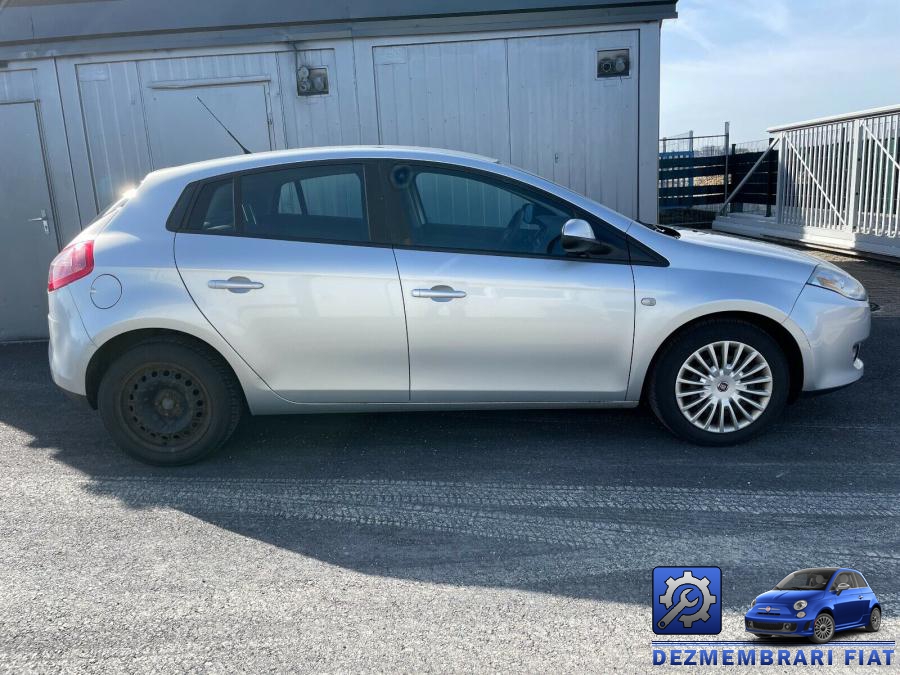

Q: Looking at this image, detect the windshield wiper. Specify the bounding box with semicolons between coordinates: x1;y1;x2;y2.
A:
638;221;681;238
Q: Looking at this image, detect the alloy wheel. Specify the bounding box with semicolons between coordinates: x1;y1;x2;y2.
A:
814;614;835;642
675;340;773;433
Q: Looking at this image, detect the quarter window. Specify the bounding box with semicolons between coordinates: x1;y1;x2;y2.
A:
238;164;369;242
186;179;235;232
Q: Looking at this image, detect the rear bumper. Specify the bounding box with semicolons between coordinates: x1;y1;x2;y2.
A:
787;285;871;392
48;287;96;397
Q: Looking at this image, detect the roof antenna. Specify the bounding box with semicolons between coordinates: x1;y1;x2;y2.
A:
196;96;252;155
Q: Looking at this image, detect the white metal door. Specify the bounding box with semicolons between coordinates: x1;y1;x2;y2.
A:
372;40;512;161
0;102;59;340
508;31;640;217
145;82;274;168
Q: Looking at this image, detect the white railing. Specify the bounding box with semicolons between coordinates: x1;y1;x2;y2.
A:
714;105;900;258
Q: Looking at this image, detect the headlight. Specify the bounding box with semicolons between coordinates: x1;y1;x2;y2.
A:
751;598;756;607
807;264;867;301
793;600;808;611
797;611;806;618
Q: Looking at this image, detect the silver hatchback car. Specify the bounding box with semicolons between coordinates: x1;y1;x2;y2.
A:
48;147;870;465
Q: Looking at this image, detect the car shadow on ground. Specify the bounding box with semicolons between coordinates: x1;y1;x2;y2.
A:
1;318;898;608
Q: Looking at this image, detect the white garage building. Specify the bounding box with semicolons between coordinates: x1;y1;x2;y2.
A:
0;0;676;339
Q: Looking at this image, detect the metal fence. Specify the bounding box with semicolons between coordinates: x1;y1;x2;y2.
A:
713;105;900;259
658;133;778;227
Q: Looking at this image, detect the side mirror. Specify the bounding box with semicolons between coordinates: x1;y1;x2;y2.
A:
562;218;608;255
835;583;850;594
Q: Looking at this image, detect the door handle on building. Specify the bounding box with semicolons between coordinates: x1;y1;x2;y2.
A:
208;277;264;293
28;209;50;235
411;285;466;301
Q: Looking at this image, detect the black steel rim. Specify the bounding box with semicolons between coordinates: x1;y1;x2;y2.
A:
120;362;211;451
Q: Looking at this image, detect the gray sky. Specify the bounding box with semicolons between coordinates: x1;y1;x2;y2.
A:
660;0;900;143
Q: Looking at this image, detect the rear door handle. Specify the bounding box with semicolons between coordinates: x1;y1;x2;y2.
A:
411;285;466;302
208;276;264;293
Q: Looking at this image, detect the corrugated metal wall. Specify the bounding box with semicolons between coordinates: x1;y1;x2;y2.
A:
15;25;652;224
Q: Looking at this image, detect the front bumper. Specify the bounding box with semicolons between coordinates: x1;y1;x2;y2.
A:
787;284;871;392
48;286;96;397
745;615;813;636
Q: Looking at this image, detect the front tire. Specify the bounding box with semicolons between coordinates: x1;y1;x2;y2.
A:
648;320;790;445
98;337;242;465
810;612;835;644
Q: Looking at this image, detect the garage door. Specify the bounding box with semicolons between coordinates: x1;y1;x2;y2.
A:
144;81;275;169
373;31;639;217
508;31;639;217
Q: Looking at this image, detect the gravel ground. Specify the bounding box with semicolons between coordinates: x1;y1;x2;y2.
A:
0;254;897;673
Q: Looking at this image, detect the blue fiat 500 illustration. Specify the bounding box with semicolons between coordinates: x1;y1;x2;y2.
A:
745;568;882;643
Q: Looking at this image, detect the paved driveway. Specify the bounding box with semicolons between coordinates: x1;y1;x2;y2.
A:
0;253;897;672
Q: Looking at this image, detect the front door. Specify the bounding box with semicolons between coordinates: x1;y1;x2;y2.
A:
0;102;60;340
174;162;409;403
384;162;635;402
831;571;867;628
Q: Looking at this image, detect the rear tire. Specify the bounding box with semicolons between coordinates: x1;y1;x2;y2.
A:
648;320;790;446
98;337;242;465
865;607;881;632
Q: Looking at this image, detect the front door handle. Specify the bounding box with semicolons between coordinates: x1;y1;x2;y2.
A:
411;285;466;302
208;276;264;293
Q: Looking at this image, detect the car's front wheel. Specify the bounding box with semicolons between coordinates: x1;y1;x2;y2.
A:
865;607;882;632
810;612;836;644
648;319;790;446
98;337;242;465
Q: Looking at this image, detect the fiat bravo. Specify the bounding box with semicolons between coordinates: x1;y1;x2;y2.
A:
745;567;882;643
47;147;870;465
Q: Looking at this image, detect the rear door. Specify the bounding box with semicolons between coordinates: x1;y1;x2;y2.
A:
382;161;635;402
174;161;409;403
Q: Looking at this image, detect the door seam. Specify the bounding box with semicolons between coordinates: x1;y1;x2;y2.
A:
390;245;413;400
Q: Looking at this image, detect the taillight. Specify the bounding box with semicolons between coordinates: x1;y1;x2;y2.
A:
48;240;94;292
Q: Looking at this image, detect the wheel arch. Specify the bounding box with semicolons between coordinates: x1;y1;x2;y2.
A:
84;328;245;410
640;311;805;403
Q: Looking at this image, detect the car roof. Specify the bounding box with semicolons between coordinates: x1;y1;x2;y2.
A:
144;145;501;186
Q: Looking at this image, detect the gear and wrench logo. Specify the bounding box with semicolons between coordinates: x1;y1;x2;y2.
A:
652;567;722;634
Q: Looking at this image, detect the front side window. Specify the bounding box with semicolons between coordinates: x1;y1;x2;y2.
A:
388;164;627;260
238;164;369;243
832;571;854;590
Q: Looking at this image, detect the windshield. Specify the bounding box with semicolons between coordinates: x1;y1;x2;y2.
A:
774;568;837;590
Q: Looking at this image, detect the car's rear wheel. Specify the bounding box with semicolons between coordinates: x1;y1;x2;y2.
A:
865;607;881;632
810;612;835;644
98;337;242;465
648;320;790;445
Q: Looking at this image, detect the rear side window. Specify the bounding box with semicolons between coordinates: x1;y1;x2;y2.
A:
185;179;235;232
238;164;369;242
